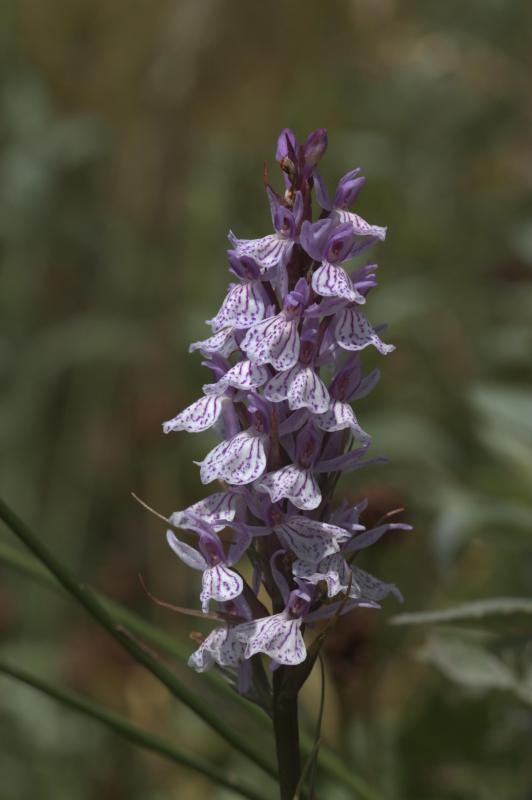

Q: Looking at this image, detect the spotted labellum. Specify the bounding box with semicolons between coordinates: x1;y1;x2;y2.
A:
162;127;410;701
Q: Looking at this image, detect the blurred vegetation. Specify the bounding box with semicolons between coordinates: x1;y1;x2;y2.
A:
1;1;531;798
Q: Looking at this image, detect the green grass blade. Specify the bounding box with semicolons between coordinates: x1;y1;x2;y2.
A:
0;660;270;800
0;495;277;780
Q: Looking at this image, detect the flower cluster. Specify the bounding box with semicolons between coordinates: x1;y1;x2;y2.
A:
163;128;410;695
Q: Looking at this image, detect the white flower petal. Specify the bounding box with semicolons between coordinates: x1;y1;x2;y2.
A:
199;430;268;486
204;360;269;396
315;401;371;442
349;565;403;603
169;491;240;532
255;465;321;511
188;627;246;672
189;327;237;357
263;364;299;403
277;517;350;562
166;530;207;571
200;565;243;612
235;613;306;665
335;308;395;355
208;282;267;332
292;554;349;598
162;395;224;434
229;232;293;271
334;209;387;240
312;262;365;304
287;366;330;414
241;315;300;371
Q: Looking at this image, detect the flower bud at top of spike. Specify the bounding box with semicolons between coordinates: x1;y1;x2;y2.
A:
276;128;298;163
334;169;366;209
303;128;328;172
283;279;309;319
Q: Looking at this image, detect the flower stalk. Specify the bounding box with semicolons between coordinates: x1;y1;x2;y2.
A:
162;127;411;796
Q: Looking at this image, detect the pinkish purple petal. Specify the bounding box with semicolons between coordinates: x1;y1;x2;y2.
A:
263;364;298;403
166;530;208;571
292;553;349;597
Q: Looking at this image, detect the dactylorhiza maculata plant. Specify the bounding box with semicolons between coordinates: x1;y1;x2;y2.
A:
162;127;411;797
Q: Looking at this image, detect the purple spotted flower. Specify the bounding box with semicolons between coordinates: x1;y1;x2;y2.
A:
160;128;410;701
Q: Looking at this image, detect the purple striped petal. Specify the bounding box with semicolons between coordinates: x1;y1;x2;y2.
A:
188;627;246;671
169;491;240;533
335;308;395;355
349;565;403;603
312;262;365;304
200;564;243;612
292;553;348;597
198;429;268;486
162;394;224;434
166;530;208;571
235;613;306;665
255;465;321;511
334;209;387;241
241;314;300;371
277;517;351;562
344;522;412;553
315;401;371;442
263;365;299;403
204;360;269;395
207;281;267;332
189;327;238;357
228;231;294;272
287;366;330;414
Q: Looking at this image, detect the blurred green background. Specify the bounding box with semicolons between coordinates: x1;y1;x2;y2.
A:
1;1;532;798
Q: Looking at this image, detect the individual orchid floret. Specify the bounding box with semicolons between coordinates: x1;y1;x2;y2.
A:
334;305;395;355
293;553;402;604
241;278;309;371
300;218;366;304
263;329;329;414
228;191;302;275
256;422;323;510
203;359;269;395
316;167;387;241
162;393;230;434
234;586;311;666
189;326;238;358
197;426;268;486
167;522;250;612
169;490;243;533
207;253;269;332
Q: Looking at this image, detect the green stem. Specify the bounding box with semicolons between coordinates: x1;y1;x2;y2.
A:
0;495;276;780
273;669;301;800
0;661;269;800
